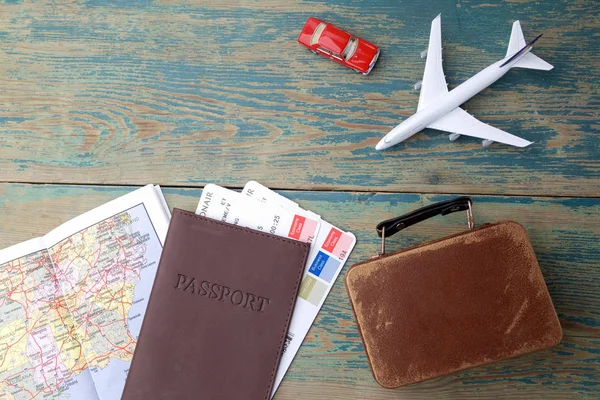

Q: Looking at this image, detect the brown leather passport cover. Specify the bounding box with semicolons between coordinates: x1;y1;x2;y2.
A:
122;208;310;400
346;221;562;388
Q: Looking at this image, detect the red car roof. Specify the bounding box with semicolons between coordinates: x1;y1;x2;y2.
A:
319;25;351;55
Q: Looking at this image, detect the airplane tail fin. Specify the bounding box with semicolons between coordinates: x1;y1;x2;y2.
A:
506;21;553;71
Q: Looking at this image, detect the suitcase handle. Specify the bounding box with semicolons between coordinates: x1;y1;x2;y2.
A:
376;197;473;255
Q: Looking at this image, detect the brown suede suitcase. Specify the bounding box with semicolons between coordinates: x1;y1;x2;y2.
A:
345;197;562;388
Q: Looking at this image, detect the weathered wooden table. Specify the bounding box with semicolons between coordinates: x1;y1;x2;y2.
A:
1;0;599;398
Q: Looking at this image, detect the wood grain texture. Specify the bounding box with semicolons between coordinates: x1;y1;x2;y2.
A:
1;183;598;398
1;0;599;397
0;0;599;196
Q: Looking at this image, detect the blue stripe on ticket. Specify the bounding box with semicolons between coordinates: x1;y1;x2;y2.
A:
308;251;340;283
309;251;328;277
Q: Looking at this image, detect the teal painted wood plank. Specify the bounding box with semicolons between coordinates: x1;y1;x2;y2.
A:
0;0;598;195
1;183;599;398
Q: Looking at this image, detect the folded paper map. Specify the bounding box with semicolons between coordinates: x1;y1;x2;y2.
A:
0;185;170;400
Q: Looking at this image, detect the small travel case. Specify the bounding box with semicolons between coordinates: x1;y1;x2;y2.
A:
345;197;562;388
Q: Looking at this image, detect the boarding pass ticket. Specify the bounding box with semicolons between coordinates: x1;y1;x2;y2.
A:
196;184;320;243
241;181;356;397
196;182;355;398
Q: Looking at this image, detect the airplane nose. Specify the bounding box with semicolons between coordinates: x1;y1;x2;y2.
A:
375;138;388;151
376;121;413;150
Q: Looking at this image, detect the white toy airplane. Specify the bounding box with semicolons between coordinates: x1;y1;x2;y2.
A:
376;15;553;150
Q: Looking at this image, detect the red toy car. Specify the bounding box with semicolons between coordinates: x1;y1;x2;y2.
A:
298;17;380;75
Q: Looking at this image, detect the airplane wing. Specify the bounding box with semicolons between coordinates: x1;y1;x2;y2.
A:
427;108;533;147
418;14;448;111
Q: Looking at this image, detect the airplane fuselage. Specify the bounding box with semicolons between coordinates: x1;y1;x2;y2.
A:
378;52;527;148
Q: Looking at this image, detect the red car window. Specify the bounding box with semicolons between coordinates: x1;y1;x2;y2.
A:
342;37;358;60
310;23;326;46
318;47;332;56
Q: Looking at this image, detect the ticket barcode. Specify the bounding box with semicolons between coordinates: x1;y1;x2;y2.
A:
282;332;295;355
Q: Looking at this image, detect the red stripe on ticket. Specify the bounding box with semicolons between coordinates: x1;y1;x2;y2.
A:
321;228;342;252
288;215;306;240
